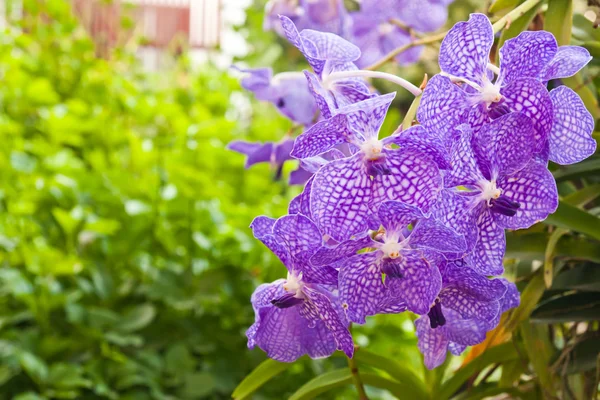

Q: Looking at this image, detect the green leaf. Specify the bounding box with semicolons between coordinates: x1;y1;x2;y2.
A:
506;233;600;263
505;272;545;332
564;336;600;374
564;184;600;207
19;352;49;385
553;159;600;182
552;262;600;292
544;201;600;241
489;0;521;13
354;348;427;399
530;292;600;323
498;0;543;48
115;303;156;333
361;373;424;399
543;228;569;288
582;41;600;58
520;322;556;396
544;0;573;46
232;359;293;400
438;343;519;400
403;93;422;130
180;372;216;398
48;363;92;389
450;383;521;400
288;368;352;400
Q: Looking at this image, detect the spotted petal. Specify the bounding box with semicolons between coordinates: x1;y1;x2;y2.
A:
499;279;521;312
311;236;374;266
292;114;351;159
311;154;372;242
409;218;467;254
417;75;469;140
441;261;507;301
431;189;479;253
338;252;387;324
304;71;335;118
372;149;443;213
547;86;596;165
501;78;554;152
289;176;314;218
444;125;485;187
473;112;535;179
440;288;500;322
385;125;451;170
539;46;592;82
336;92;396;141
466;207;505;276
384;250;442;315
441;308;489;346
302;286;355;357
499;31;557;85
376;200;424;235
495;161;558;230
439;13;493;84
415;315;449;370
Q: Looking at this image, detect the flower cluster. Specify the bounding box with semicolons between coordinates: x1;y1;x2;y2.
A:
242;13;594;369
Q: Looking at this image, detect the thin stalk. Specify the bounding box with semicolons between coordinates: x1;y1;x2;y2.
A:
439;72;482;91
491;0;543;34
324;70;422;96
364;32;447;71
348;349;369;400
401;93;422;130
365;0;542;71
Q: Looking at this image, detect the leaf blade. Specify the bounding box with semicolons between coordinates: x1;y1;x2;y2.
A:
232;359;293;400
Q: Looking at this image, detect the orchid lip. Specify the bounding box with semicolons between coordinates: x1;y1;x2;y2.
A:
428;299;446;329
490;194;521;217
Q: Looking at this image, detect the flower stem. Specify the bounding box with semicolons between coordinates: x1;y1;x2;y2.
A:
324;70;422;96
491;0;543;34
364;32;447;71
487;62;501;75
439;72;482;91
347;348;369;400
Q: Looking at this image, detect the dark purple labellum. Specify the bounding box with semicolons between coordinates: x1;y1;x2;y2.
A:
381;258;403;278
488;102;510;120
366;157;391;177
271;293;304;308
490;195;521;217
428;300;446;329
276;98;285;108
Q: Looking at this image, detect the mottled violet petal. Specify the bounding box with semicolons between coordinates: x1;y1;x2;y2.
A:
501;78;554;152
302;286;355;357
311;236;374;266
499;31;557;85
540;46;592;82
289;175;314;218
449;342;466;356
466;207;505;276
409;218;466;254
310;154;373;242
289;166;313;186
250;216;277;239
548;86;596;165
339;252;387;324
300;29;361;63
372;149;443;213
431;189;479;253
304;70;334;118
441;261;507;301
473;112;535;178
376;200;424;235
273;214;322;262
444;125;485;187
333;79;375;106
440;289;500;321
228;141;274;168
292;114;351;159
274;139;295;165
250;217;291;267
385;125;451;170
438;13;493;84
386;249;442;315
415;316;449;370
499;279;520;313
377;279;408;314
236;66;273;93
336;92;396;141
441;308;488;346
495;161;558;230
417;75;469;139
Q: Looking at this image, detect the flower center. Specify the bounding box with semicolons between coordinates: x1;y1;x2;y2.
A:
361;138;384;160
283;271;305;298
479;179;502;204
479;79;502;106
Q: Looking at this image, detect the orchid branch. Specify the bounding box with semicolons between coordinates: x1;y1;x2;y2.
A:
348;347;369;400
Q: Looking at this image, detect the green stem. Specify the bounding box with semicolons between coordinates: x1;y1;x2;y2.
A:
402;93;422;130
348;352;369;400
491;0;543;34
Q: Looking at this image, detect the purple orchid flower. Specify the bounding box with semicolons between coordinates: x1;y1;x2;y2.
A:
350;0;455;68
418;13;593;163
415;259;516;369
311;201;466;323
227;138;301;182
235;67;317;125
433;113;558;275
247;214;354;362
264;0;350;38
291;93;444;242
